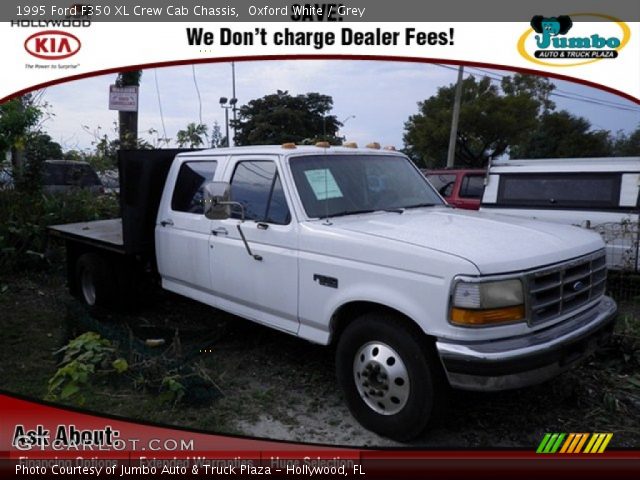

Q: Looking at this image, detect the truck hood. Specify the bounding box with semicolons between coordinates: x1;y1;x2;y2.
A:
330;207;604;274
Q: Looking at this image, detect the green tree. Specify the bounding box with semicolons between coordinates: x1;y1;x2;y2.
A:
176;123;208;148
511;111;613;158
25;132;63;160
501;74;555;114
612;125;640;156
232;90;342;146
403;75;544;168
79;122;153;172
210;121;224;148
15;132;64;193
0;94;42;170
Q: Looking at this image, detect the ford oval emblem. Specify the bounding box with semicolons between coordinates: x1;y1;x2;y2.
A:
572;281;586;292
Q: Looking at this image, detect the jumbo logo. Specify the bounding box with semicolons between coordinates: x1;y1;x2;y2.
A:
518;14;630;67
24;30;81;60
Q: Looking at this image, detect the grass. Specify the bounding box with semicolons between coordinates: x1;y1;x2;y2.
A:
1;269;639;447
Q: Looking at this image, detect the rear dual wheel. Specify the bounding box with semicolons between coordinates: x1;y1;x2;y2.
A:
75;253;118;308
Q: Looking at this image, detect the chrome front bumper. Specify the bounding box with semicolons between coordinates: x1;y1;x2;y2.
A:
436;296;617;391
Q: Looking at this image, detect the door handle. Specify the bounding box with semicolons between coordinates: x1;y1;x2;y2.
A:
212;227;228;236
160;219;174;227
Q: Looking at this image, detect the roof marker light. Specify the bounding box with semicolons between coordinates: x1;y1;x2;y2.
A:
282;143;297;149
343;142;358;148
315;141;330;148
366;142;381;150
384;145;397;151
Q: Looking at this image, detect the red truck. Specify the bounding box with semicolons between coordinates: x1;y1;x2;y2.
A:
423;169;485;210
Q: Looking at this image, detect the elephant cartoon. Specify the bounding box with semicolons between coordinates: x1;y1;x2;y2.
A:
530;15;573;48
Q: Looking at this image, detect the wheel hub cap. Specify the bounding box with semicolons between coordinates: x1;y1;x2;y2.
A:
353;342;410;415
80;269;96;306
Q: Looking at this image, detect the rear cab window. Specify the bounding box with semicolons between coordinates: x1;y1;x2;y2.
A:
497;173;622;209
171;161;218;214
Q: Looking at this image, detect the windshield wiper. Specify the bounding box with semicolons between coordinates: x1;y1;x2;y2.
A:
326;209;376;218
382;208;405;214
403;203;436;209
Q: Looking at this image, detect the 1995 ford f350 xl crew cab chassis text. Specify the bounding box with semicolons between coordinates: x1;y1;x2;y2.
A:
50;145;617;440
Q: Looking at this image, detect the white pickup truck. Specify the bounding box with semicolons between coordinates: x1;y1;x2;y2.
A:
50;145;617;441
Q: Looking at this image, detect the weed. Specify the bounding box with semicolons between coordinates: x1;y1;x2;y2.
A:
47;332;128;405
0;190;118;271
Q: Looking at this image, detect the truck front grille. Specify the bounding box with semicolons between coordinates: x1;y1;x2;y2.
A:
527;251;607;325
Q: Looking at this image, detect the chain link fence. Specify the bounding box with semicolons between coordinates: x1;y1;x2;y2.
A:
589;219;640;303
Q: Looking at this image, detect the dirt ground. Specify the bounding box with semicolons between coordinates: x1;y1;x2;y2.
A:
1;269;639;449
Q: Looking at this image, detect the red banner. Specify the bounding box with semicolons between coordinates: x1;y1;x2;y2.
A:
1;393;638;478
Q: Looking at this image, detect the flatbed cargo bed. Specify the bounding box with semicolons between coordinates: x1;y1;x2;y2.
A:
49;218;125;253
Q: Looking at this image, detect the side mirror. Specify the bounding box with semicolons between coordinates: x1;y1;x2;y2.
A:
204;182;232;220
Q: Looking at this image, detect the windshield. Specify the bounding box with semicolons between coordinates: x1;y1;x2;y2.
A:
289;154;443;218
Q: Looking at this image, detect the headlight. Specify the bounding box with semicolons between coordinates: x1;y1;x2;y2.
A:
451;279;525;326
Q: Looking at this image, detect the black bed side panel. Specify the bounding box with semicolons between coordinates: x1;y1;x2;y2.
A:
118;149;196;256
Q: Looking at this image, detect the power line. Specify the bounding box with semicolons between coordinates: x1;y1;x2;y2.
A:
548;92;640;113
431;63;640;114
153;69;168;142
192;64;203;126
464;65;640;112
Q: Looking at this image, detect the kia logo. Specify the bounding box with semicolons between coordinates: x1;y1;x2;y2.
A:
24;30;81;60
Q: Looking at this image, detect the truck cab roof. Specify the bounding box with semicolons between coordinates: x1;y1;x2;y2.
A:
175;144;404;159
490;156;640;172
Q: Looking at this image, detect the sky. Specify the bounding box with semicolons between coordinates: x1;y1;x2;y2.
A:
36;60;640;154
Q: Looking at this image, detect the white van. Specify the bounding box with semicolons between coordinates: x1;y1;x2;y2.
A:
481;157;640;272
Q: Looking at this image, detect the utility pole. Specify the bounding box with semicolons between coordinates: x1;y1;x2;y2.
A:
119;110;138;148
220;97;235;147
116;71;141;149
446;65;464;168
224;106;229;147
231;62;237;146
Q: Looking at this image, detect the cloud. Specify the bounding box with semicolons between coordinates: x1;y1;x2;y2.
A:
40;60;639;152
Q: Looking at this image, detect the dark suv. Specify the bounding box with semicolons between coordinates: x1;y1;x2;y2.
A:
42;160;104;194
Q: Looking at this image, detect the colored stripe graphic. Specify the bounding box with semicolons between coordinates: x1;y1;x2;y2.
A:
561;433;586;453
536;433;552;453
559;433;576;453
572;433;589;453
537;433;613;454
536;433;565;453
584;433;614;453
597;433;614;453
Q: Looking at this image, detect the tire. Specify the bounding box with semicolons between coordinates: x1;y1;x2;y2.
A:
336;313;446;441
75;253;115;308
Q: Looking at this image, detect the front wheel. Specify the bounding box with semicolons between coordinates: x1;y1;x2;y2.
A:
336;313;446;441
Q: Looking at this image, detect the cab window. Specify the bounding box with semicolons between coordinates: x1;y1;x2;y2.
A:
230;161;291;225
427;174;456;197
171;161;218;214
459;174;485;199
